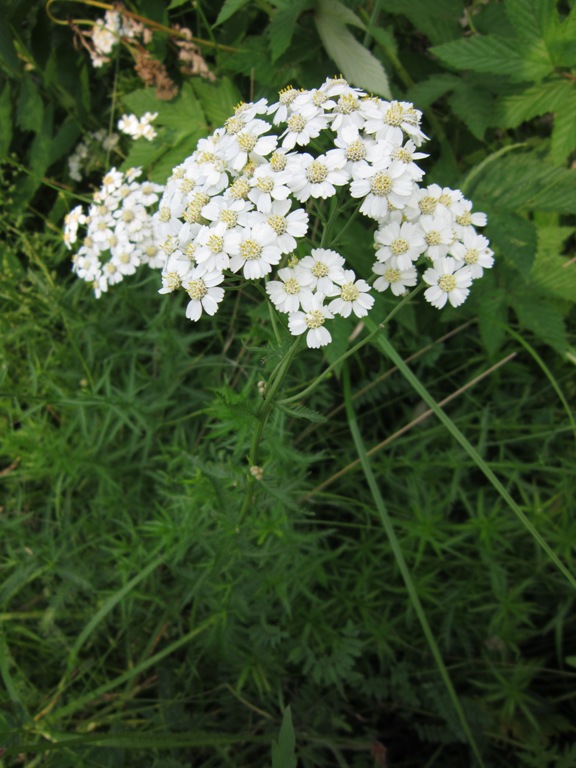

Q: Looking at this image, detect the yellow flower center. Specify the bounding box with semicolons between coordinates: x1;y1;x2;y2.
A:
306;161;328;184
425;231;441;246
207;235;223;253
340;282;359;302
287;114;306;133
187;279;207;300
346;140;366;162
284;278;300;295
220;209;238;228
229;178;250;199
256;176;274;192
270;152;287;171
159;206;171;223
385;268;400;283
456;212;472;227
419;196;437;215
240;239;262;260
391;238;409;255
306;310;325;329
465;248;479;264
237;132;258;152
225;116;244;135
371;172;392;196
438;274;457;292
267;214;287;234
336;94;358;114
312;262;329;277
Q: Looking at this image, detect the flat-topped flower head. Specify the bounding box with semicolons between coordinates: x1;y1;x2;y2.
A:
288;293;334;348
423;257;473;309
266;265;314;313
329;270;374;318
372;258;418;295
299;248;346;294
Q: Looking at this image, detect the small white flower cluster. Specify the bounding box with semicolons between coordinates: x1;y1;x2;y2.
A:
89;9;151;68
153;78;493;348
118;112;158;141
64;168;164;298
68;129;120;182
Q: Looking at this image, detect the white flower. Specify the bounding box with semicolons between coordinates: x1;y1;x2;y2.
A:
194;222;239;271
266;265;314;313
390;140;428;181
222;118;277;172
298;248;346;294
267;86;301;124
287;150;349;202
449;230;494;279
281;111;330;150
118;112;158;141
184;266;225;321
350;159;415;220
419;214;454;261
63;205;86;248
423;257;473;309
332;124;386;173
288;293;334;348
229;222;282;279
264;200;309;254
329;270;374;318
374;220;425;269
248;163;291;213
454;200;488;234
372;258;418;295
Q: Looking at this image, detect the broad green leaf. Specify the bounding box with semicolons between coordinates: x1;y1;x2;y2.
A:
215;0;252;26
378;0;462;44
271;706;297;768
0;21;20;75
431;35;554;82
530;227;576;302
0;83;12;156
511;295;569;353
316;0;365;30
407;74;459;109
168;0;192;8
367;25;398;57
268;0;312;62
476;285;508;357
125;84;207;134
449;83;494;140
550;92;576;163
16;75;43;132
505;0;558;43
497;80;573;128
486;211;537;277
315;0;391;98
192;77;240;128
473;155;576;213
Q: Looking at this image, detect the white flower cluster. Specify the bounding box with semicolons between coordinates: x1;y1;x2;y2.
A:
118;112;158;141
64;168;164;298
89;9;151;68
68;129;120;182
153;78;493;348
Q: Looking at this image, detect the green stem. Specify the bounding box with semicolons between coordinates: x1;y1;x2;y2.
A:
342;364;485;766
279;285;423;406
237;337;301;526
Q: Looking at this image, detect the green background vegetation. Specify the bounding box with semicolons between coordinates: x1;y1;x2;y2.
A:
1;0;576;766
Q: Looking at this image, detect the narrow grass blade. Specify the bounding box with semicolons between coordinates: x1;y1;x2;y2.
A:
375;332;576;591
342;365;485;766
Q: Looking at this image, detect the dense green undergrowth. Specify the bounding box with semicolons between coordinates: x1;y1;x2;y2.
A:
1;1;576;766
